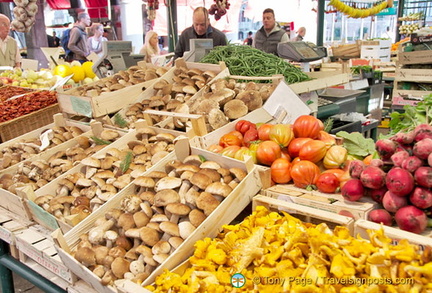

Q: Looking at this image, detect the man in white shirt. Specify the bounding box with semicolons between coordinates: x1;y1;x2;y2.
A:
0;14;21;68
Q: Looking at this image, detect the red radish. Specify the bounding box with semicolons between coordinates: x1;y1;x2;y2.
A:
414;167;432;188
370;159;384;168
360;166;386;189
390;150;410;167
348;160;365;179
366;186;387;204
394;205;428;234
341;179;364;201
414;124;432;141
413;138;432;160
391;130;415;145
401;156;424;173
429;153;432;167
410;186;432;209
396;144;413;156
368;209;393;226
385;167;415;196
375;139;397;160
382;190;408;213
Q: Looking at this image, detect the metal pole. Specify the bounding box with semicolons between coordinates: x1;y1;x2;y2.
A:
396;0;405;42
0;240;67;293
167;0;178;53
317;0;325;46
0;241;14;293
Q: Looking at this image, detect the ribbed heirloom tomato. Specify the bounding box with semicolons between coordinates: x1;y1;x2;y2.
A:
235;120;256;135
269;124;294;147
221;145;241;158
271;158;292;184
323;145;348;169
298;140;328;163
290;160;321;188
219;133;242;148
293;115;323;139
257;123;273;141
288;137;312;158
256;140;281;166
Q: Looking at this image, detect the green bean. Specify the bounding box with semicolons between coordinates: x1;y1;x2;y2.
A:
200;44;310;84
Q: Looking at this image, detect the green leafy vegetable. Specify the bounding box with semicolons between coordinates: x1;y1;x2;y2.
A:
120;151;133;174
198;155;207;162
336;131;376;158
91;136;112;145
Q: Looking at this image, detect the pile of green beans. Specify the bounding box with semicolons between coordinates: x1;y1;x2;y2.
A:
200;44;311;84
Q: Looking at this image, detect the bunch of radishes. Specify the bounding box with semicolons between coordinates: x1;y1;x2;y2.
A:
342;123;432;234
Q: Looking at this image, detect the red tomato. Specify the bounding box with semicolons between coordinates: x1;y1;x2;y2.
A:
219;133;242;148
271;158;292;184
293;115;323;139
316;173;340;193
298;140;328;163
291;157;302;165
221;145;241;158
235;120;256;135
322;168;346;181
287;137;312;158
207;144;223;153
280;148;291;161
257;124;273;141
256;140;282;166
290;160;321;189
243;128;259;147
269;124;294;147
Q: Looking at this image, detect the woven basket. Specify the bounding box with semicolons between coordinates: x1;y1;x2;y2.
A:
0;103;61;142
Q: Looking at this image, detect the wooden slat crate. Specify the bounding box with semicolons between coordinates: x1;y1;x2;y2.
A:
398;49;432;65
15;225;77;285
262;184;378;220
53;141;262;293
289;71;350;94
0;103;61;143
395;68;432;83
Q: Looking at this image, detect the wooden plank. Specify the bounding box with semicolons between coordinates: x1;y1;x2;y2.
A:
289;72;350;94
398;50;432;65
395;68;432;82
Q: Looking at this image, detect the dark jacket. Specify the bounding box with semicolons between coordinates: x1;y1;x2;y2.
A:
254;25;287;55
174;25;227;60
68;25;90;61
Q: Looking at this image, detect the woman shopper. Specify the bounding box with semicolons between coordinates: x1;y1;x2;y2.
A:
139;30;160;63
87;23;107;56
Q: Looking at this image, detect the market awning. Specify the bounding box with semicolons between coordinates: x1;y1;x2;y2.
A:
46;0;71;10
84;0;108;19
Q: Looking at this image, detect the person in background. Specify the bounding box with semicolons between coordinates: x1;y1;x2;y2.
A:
87;23;107;56
243;31;253;46
0;14;21;68
253;8;288;55
68;12;91;63
47;31;60;47
292;27;306;42
139;30;160;63
174;6;227;60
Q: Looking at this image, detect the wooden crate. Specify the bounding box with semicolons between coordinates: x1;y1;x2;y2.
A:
398;50;432;65
262;184;377;220
354;219;432;248
0;103;61;142
53;142;262;293
289;71;350;94
15;225;77;285
395;68;432;83
331;43;361;58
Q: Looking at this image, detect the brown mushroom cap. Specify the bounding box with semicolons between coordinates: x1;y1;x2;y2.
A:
81;157;101;168
154;177;182;192
159;221;180;237
139;227;160;246
196;192;221;216
152;240;171;255
175;164;200;175
154;189;180;207
133;211;150;227
208;108;229;130
168;236;184;249
178;221;196;240
229;168;247;181
200;161;221;170
182;155;203;167
117;213;136;231
197;169;221;182
165;203;191;216
205;182;233;198
189;209;207;227
236;90;263;111
75;246;96;267
189;172;212;190
111;257;130;279
134;176;156;188
224;99;248;119
146;171;168;179
100;129;120;141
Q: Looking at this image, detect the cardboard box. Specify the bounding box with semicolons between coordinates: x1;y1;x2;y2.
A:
262;184;377;220
53;143;262;293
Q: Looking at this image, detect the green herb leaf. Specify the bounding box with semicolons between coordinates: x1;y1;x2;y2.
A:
120;152;133;174
114;113;128;128
336;131;375;158
198;155;207;162
91;136;112;145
